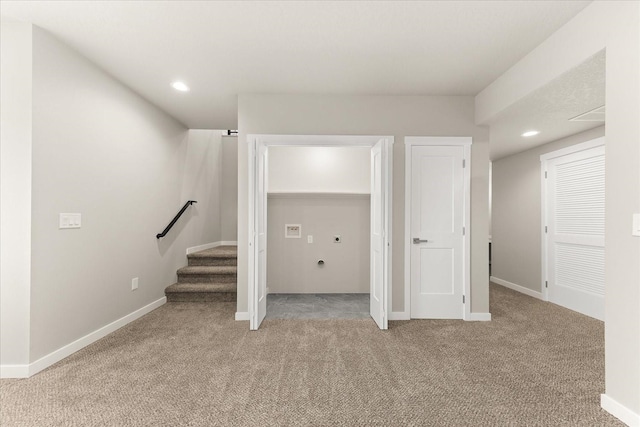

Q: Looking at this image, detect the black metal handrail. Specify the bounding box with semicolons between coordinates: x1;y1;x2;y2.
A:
156;200;197;239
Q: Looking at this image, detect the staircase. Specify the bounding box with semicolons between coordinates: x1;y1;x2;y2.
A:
165;246;237;302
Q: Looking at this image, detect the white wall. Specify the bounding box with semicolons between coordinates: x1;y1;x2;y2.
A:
477;1;640;420
0;22;33;370
492;126;605;292
238;94;490;316
268;146;370;194
220;135;238;241
267;195;370;293
2;26;223;368
178;129;224;245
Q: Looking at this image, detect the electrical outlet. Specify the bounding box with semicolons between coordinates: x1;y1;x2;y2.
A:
334;235;341;243
131;277;138;291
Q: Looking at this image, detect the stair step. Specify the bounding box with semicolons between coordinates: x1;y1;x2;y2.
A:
165;282;236;302
188;246;237;266
166;246;238;303
177;265;236;284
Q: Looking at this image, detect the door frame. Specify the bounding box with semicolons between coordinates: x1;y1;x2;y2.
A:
247;134;394;330
404;137;472;320
540;137;605;303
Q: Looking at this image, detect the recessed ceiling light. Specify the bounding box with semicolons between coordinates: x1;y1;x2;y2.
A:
171;81;190;92
522;130;539;137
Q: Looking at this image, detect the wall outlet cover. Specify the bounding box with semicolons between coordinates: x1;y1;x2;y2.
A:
285;224;302;238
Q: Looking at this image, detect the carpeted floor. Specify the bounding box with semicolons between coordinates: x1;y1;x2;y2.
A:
0;284;623;426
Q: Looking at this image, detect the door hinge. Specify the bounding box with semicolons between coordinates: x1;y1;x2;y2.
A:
545;226;548;233
545;171;548;179
462;227;466;236
463;159;466;168
462;295;465;304
545;281;548;288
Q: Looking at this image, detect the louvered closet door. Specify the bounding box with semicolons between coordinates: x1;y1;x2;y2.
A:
546;144;605;320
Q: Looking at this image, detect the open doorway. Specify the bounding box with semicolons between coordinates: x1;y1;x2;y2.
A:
489;50;606;319
247;135;393;330
265;146;371;320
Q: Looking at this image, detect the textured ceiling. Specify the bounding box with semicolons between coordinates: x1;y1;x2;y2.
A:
1;1;590;129
488;50;605;160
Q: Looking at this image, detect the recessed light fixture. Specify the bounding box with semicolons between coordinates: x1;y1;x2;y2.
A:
522;130;539;137
171;81;190;92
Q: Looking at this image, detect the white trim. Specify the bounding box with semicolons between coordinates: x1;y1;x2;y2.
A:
247;134;388;147
540;157;549;301
267;192;370;199
385;139;393;328
601;394;640;426
405;136;473;147
388;311;410;321
235;312;250;321
539;136;605;161
1;297;166;379
404;137;473;321
0;364;29;378
404;141;412;317
491;276;545;300
462;143;472;321
186;240;238;255
247;134;394;330
248;137;257;329
465;312;492;321
186;241;218;254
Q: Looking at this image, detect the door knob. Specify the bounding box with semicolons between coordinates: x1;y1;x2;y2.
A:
413;238;429;244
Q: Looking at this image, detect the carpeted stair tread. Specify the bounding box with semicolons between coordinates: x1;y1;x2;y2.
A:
166;246;237;302
177;266;237;275
165;282;236;294
187;246;237;266
188;246;237;259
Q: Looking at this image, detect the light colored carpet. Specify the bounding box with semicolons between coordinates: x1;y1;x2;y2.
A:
0;284;622;426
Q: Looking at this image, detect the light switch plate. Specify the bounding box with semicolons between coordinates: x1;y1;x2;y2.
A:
59;213;81;229
633;213;640;237
307;235;313;243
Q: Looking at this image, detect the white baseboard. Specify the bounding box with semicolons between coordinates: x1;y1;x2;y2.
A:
235;312;250;321
601;394;640;426
0;297;166;379
389;311;410;320
465;312;492;321
0;364;29;378
491;276;544;300
186;241;237;255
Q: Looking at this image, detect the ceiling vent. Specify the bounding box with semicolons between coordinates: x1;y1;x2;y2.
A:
569;105;605;122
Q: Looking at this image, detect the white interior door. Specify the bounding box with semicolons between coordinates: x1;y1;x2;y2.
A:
252;143;268;329
410;145;464;319
545;144;605;320
370;139;388;329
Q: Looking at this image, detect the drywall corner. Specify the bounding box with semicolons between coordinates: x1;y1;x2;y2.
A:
0;21;33;369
